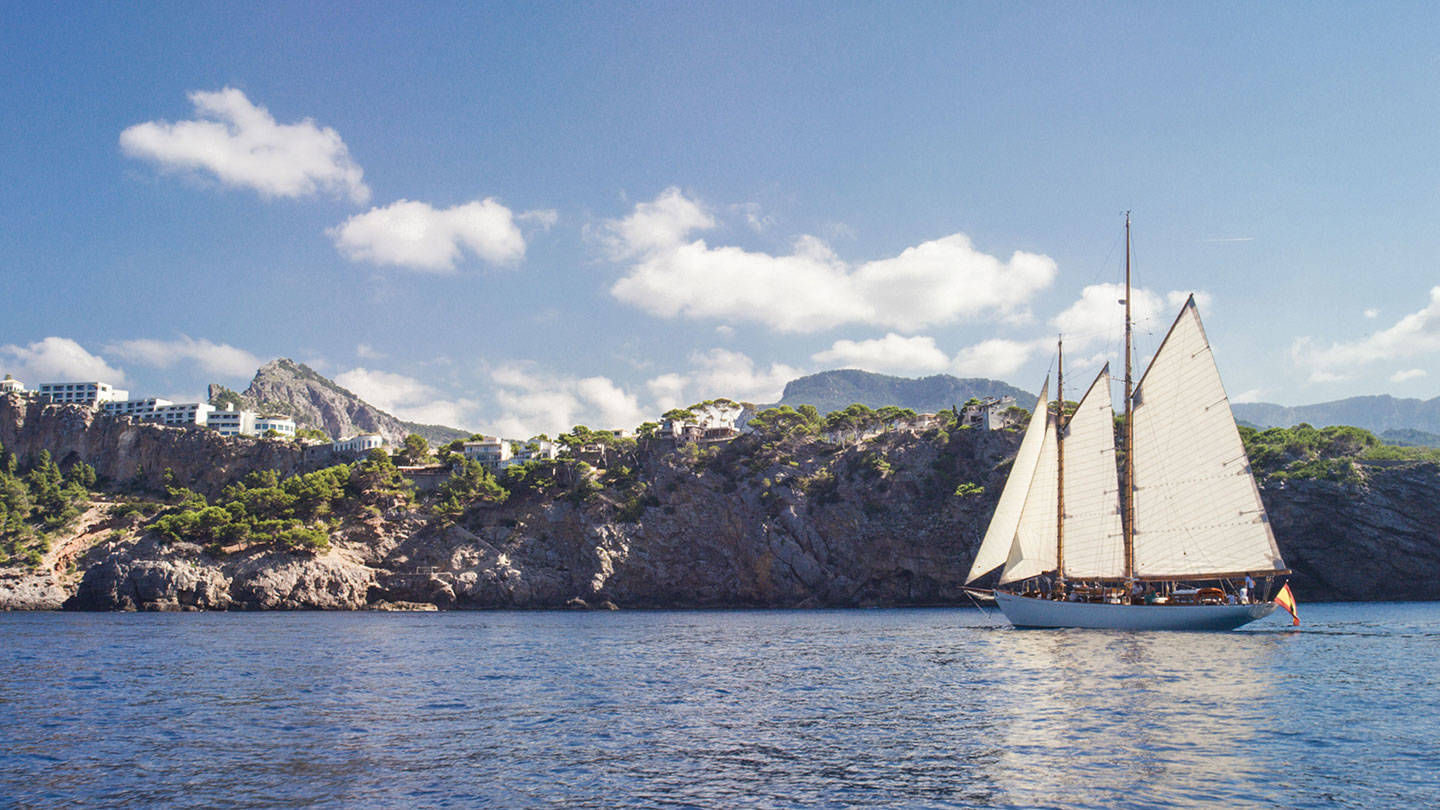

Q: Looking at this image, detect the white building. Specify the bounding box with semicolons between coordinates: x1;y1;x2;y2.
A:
514;439;557;463
152;402;215;427
462;436;512;472
0;376;23;395
960;396;1019;430
334;434;385;454
102;398;173;419
38;381;128;407
254;415;296;437
207;405;255;436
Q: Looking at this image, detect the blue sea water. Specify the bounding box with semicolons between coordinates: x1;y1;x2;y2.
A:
2;603;1438;808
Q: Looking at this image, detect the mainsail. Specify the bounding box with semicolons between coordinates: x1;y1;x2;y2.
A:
965;381;1049;583
1129;297;1286;577
1058;366;1125;579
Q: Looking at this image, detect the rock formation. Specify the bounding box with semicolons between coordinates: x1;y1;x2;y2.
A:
219;358;468;446
4;391;1439;610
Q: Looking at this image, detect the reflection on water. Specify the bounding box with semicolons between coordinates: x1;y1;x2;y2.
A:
1;604;1437;808
982;630;1283;808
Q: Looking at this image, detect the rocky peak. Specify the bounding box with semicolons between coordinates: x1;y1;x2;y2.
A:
219;358;468;446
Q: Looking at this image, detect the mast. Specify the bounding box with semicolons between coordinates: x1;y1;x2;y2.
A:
1122;211;1136;582
1055;336;1065;583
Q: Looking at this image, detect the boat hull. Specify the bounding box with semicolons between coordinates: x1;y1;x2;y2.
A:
994;590;1278;631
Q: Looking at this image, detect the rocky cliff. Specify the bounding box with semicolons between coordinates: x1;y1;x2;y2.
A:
218;358;469;446
0;394;324;494
3;395;1438;611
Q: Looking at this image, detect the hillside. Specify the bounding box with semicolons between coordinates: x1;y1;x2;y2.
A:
773;370;1036;415
210;359;469;446
3;395;1439;609
1234;394;1440;436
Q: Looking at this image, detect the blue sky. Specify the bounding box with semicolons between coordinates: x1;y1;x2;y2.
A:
3;2;1439;436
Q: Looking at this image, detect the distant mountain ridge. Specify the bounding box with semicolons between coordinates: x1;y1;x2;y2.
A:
1233;395;1440;438
209;359;469;446
770;370;1037;415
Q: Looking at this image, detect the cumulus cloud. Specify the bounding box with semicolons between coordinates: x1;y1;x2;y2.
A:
812;333;950;376
0;337;126;384
605;188;1057;333
488;364;649;438
106;335;260;378
1049;284;1211;350
1390;368;1427;383
333;367;478;430
669;348;801;405
120;87;369;203
951;338;1040;378
1364;308;1380;319
1293;286;1440;382
329;198;538;271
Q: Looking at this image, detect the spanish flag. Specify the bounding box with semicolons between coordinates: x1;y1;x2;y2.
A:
1274;583;1300;626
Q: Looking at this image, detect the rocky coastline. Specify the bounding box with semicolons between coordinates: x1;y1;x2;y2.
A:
3;394;1438;611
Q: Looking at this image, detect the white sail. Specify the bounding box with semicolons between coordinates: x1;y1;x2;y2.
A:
1129;298;1286;577
966;381;1050;583
999;408;1059;584
1059;366;1126;579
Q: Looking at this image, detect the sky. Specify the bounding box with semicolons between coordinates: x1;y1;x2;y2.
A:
3;2;1440;437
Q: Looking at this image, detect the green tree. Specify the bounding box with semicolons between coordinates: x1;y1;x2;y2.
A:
400;433;430;464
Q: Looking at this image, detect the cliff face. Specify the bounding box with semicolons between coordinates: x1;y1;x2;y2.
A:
0;394;322;494
4;396;1439;611
1263;463;1440;601
230;359;468;445
373;430;1017;609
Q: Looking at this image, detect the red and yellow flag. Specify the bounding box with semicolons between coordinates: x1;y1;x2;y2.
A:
1274;582;1300;626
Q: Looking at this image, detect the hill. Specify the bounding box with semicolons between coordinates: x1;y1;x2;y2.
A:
209;358;470;446
771;369;1036;415
1233;394;1440;436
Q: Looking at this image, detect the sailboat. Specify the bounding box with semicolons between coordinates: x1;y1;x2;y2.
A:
967;214;1290;630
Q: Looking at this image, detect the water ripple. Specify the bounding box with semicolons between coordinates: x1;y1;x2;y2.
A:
1;604;1438;807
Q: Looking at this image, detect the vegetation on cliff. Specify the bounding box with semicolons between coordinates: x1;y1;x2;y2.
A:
1240;423;1440;484
149;449;414;554
0;443;94;568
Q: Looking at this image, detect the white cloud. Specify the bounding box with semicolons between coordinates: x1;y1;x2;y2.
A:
676;348;800;405
951;338;1039;378
0;337;127;384
356;343;385;360
598;187;715;260
1050;284;1211;350
1364;308;1380;319
605;188;1057;334
488;364;649;438
1293;286;1440;381
333;367;479;430
120;87;369;203
1390;368;1427;383
106;335;260;378
1231;388;1267;404
812;333;950;375
329;198;533;271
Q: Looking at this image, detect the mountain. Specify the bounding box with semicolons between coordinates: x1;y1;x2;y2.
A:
1233;394;1440;436
210;358;470;446
770;369;1037;415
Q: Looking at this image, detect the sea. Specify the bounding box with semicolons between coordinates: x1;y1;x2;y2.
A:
2;603;1437;809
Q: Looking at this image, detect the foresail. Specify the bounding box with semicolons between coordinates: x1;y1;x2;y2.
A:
1129;299;1286;577
966;380;1049;583
999;409;1059;584
1060;366;1125;579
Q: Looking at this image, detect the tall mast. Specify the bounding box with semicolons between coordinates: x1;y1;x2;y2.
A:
1122;211;1136;582
1055;336;1065;583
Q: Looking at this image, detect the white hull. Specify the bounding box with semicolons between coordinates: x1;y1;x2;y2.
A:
994;590;1278;631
